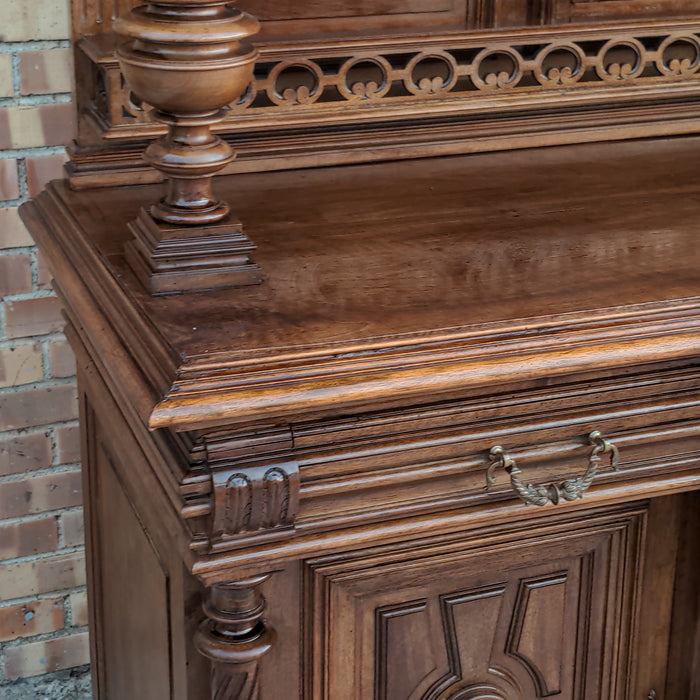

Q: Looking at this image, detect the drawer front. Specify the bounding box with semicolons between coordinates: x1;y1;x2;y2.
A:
294;367;700;534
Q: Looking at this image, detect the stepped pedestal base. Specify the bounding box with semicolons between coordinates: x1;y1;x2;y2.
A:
125;208;261;295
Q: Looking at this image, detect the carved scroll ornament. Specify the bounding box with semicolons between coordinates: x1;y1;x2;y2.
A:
101;27;700;133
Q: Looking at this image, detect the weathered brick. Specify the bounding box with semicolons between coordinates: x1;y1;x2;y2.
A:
55;424;80;464
0;432;52;477
36;250;53;290
60;510;84;548
69;591;88;627
0;552;86;601
0;55;14;98
0;0;71;42
0;343;43;389
0;253;32;295
3;631;90;679
0;158;20;201
49;340;76;379
0;597;64;642
0;469;82;519
0;104;74;150
25;153;69;197
0;1;89;683
0;518;58;560
0;208;34;249
19;49;73;96
4;296;64;339
0;384;78;431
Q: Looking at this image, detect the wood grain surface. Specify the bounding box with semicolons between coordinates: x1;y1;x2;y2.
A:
21;22;700;689
26;135;700;429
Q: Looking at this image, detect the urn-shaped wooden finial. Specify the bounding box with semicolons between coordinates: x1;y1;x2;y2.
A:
114;1;261;295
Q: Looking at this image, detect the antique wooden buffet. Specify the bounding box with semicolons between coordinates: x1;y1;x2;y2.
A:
21;0;700;698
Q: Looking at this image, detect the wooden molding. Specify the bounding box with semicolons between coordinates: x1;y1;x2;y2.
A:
124;208;261;295
71;20;700;184
19;137;700;574
304;503;646;697
204;429;300;548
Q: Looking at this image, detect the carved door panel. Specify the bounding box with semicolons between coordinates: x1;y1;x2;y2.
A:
304;505;645;699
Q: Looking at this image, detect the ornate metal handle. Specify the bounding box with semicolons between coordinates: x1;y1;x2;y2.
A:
484;430;620;507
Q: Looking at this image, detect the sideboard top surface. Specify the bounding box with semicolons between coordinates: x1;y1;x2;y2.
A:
31;135;700;429
72;136;700;350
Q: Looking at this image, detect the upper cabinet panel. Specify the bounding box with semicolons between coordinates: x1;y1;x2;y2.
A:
74;0;697;38
237;0;468;34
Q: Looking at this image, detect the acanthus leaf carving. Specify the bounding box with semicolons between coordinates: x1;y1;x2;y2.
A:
223;473;254;534
204;429;300;543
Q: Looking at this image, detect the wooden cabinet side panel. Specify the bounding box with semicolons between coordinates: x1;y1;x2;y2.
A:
83;400;172;699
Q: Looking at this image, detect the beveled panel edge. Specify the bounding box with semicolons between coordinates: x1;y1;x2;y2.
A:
302;503;647;699
152;312;700;430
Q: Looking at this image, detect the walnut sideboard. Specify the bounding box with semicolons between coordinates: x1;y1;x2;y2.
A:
22;0;700;698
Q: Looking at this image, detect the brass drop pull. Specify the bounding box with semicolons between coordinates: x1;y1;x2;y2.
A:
484;430;620;507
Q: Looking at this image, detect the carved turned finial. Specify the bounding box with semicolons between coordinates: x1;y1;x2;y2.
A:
194;576;276;699
114;2;261;294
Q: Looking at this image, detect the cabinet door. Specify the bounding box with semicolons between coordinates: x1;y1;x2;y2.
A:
304;504;646;699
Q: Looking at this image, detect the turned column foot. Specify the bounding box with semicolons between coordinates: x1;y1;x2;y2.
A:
194;575;276;700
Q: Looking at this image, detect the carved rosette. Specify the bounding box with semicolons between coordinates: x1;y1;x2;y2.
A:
194;576;276;700
114;1;262;294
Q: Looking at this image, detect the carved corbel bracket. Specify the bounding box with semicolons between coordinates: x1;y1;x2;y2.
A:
192;429;297;697
204;429;300;548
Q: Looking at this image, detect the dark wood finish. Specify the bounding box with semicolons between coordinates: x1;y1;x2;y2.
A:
113;1;259;227
72;0;698;36
194;576;276;699
90;431;172;699
123;209;261;295
306;503;645;698
665;492;700;699
20;0;700;697
23;133;700;697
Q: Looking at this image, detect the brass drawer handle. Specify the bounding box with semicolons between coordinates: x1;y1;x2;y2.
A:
484;430;620;507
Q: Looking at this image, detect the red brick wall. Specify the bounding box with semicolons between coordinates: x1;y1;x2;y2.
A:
0;0;90;683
